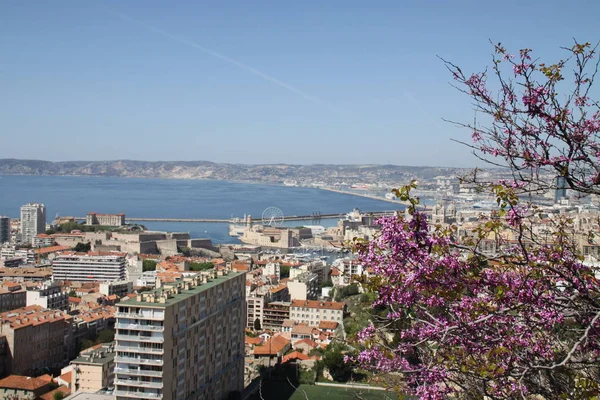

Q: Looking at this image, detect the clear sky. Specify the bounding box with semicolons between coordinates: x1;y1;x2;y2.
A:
1;0;598;166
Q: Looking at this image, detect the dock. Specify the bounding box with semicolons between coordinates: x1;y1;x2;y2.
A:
73;211;398;224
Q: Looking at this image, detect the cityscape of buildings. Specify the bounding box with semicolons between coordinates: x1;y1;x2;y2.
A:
0;169;598;399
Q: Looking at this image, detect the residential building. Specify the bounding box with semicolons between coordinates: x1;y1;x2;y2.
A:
20;203;46;245
287;272;319;301
52;251;128;282
86;213;126;227
0;375;51;399
114;271;246;400
262;301;290;331
289;300;345;326
99;281;132;299
0;267;53;282
252;334;291;364
0;283;26;312
26;281;69;311
0;305;74;376
70;343;115;393
33;234;55;248
0;217;9;245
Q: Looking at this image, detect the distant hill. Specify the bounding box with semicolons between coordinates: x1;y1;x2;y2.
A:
0;159;474;184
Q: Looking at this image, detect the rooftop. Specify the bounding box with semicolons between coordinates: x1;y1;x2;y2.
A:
0;375;49;391
120;271;244;308
0;305;72;329
72;342;115;365
290;300;345;310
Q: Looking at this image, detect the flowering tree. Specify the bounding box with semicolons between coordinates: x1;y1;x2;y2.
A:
350;42;600;399
448;41;600;196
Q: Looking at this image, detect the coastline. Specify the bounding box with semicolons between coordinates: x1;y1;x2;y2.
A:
318;187;407;206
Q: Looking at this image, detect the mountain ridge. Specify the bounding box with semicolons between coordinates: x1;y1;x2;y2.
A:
0;158;476;184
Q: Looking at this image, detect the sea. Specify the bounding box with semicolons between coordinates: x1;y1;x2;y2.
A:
0;175;402;245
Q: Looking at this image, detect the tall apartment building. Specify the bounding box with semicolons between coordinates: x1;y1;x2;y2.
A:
0;305;74;376
20;203;46;245
52;251;128;282
114;271;245;400
0;217;10;244
26;281;69;311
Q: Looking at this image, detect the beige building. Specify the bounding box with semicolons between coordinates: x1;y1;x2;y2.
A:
86;213;126;227
114;271;246;400
70;343;115;393
289;300;345;326
0;305;74;376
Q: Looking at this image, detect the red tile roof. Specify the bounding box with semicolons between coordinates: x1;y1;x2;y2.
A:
318;321;339;330
253;335;290;356
0;375;49;391
283;351;310;363
40;385;70;400
290;300;344;310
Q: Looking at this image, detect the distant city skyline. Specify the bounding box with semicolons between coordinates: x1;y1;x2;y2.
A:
1;1;597;166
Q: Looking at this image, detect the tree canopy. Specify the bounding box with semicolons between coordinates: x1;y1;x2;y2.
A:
350;41;600;399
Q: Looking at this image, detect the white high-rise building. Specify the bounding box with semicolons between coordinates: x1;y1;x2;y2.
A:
114;271;246;400
20;203;46;245
0;216;10;244
52;251;128;282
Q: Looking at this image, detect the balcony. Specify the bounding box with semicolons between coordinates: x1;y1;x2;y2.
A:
116;323;164;332
117;356;164;366
116;312;164;321
115;379;163;389
115;334;164;343
115;367;163;378
116;345;164;354
114;389;162;399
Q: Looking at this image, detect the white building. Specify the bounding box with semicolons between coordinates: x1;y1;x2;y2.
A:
287;272;319;301
52;251;128;282
33;234;55;248
114;271;246;400
26;281;69;311
20;203;46;245
264;262;281;277
289;300;344;326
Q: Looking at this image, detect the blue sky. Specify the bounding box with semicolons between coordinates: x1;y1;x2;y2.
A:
1;1;597;166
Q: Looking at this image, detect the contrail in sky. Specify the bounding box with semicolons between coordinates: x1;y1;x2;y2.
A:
116;12;348;115
403;90;445;131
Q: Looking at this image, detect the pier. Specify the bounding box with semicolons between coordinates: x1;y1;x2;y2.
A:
73;211;398;224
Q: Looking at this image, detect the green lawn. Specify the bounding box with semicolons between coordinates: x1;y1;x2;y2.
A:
253;382;400;400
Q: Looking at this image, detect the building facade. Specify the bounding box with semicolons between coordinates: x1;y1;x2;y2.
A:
52;251;128;282
26;282;69;311
33;234;55;248
0;217;9;245
0;284;26;313
289;300;344;326
20;203;46;245
0;305;74;376
99;281;133;298
86;213;126;227
71;343;115;393
114;271;246;400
